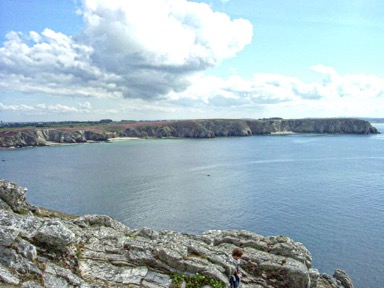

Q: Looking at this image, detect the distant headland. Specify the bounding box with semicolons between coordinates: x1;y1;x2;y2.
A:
0;118;379;148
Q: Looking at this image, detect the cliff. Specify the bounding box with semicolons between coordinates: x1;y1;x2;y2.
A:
121;118;378;138
0;180;354;288
0;118;378;148
0;129;111;148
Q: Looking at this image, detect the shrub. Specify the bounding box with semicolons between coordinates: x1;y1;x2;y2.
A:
171;273;226;288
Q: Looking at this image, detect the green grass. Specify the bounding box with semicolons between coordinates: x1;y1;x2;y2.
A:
171;273;226;288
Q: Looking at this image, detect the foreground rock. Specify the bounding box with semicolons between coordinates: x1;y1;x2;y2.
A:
0;118;378;148
0;180;354;288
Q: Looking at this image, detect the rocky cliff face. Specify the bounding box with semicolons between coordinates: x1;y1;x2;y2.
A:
122;118;378;138
0;129;110;148
0;180;354;288
120;120;253;139
247;118;378;134
0;118;378;148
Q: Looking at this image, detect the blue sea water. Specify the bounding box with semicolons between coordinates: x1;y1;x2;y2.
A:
1;123;383;288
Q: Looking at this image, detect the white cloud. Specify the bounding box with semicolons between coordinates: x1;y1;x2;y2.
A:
78;0;253;98
0;102;91;114
78;101;92;109
0;0;252;100
0;29;122;99
164;65;384;117
1;0;383;119
1;63;383;119
81;0;251;64
0;103;36;112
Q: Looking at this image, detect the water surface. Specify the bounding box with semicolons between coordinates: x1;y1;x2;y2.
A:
1;123;383;287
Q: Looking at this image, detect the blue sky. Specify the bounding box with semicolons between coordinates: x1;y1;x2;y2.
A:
1;0;383;122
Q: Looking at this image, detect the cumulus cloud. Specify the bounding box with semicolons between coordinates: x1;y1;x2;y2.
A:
0;0;252;100
0;29;122;98
1;0;383;119
79;0;253;98
165;65;384;117
309;64;384;100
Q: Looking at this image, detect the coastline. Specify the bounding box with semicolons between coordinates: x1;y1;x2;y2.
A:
108;137;142;142
0;118;379;149
270;131;295;135
44;141;80;147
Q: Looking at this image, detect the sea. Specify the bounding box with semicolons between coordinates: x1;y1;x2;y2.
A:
1;123;383;288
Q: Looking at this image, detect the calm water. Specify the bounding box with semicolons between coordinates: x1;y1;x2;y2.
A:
1;124;383;288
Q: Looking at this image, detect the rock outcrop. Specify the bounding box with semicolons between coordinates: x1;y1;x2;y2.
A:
0;180;354;288
0;118;379;148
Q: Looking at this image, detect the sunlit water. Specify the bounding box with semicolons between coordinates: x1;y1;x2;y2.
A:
1;123;383;287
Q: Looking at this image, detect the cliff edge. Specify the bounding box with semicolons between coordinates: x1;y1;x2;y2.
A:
0;180;354;288
0;118;379;148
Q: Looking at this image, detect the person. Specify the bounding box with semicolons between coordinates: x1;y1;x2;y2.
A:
229;248;243;288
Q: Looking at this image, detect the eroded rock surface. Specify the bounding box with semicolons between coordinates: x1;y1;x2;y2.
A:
0;180;354;287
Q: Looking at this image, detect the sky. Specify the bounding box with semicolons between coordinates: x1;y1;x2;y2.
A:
0;0;383;122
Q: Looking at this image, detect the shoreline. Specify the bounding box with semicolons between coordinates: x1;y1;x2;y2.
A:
270;131;295;135
108;137;142;142
0;138;142;149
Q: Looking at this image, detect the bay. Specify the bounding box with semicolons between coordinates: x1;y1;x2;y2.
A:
1;123;383;287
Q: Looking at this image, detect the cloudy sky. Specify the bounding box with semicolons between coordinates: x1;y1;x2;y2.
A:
1;0;383;122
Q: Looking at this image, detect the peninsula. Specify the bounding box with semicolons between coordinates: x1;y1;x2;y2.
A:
0;118;379;148
0;180;354;287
